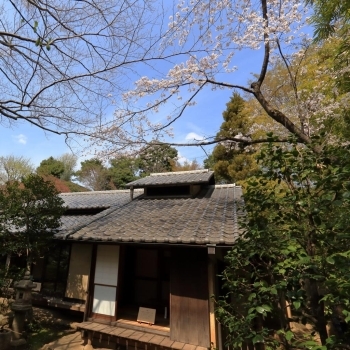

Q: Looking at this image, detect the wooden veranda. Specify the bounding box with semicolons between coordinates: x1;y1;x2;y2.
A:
77;321;208;350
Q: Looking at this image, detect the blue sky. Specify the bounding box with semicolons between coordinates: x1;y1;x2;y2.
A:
0;0;313;171
0;49;260;169
0;124;71;167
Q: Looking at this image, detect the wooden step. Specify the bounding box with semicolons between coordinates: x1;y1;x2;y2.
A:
113;319;170;337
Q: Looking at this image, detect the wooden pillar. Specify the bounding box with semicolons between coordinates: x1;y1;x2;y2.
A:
83;331;94;350
208;245;217;349
84;243;97;321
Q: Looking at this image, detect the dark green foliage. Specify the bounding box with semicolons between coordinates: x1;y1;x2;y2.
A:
0;174;65;267
58;153;78;182
75;147;177;190
109;156;138;189
138;142;178;176
217;138;350;349
210;93;259;183
37;157;65;179
75;158;113;191
203;154;215;170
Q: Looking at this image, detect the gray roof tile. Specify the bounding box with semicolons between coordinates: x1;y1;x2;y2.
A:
60;190;141;209
55;190;143;238
126;170;214;188
63;185;244;246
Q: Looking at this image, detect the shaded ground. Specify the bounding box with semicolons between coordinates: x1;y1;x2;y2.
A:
28;307;82;350
30;307;112;350
1;301;111;350
32;307;82;329
39;331;84;350
0;306;82;350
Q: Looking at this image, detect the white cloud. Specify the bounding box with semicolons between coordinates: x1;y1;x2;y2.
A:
13;134;27;145
185;132;204;141
177;151;189;165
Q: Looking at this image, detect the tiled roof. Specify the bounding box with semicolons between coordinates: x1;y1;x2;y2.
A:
56;190;143;237
62;185;244;245
60;190;141;209
125;169;214;188
60;215;97;234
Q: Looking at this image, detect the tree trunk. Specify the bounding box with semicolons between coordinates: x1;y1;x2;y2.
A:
5;254;11;277
305;231;328;345
255;314;266;350
308;278;328;345
26;252;32;274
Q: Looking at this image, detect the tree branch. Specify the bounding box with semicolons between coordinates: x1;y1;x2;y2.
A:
257;0;270;86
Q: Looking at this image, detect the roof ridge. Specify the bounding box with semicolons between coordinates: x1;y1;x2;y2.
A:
210;184;242;188
150;169;210;176
60;189;142;196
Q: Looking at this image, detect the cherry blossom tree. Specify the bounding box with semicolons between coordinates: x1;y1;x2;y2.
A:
90;0;330;155
3;0;346;155
0;0;159;139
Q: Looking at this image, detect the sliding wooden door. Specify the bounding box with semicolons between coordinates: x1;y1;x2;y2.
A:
170;248;210;347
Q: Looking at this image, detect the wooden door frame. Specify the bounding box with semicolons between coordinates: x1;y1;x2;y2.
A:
170;247;210;347
87;243;120;322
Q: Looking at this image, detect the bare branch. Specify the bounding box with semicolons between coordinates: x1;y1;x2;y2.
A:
257;0;270;86
0;0;326;157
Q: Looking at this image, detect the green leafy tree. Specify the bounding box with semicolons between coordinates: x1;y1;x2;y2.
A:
37;156;65;179
226;36;350;148
203;154;215;170
216;138;350;349
0;155;34;183
305;1;350;94
307;0;350;40
75;158;113;191
109;156;139;189
36;154;86;192
0;174;65;270
138;142;178;176
210;93;259;184
57;153;78;181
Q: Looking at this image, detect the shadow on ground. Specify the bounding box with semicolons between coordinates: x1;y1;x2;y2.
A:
28;307;83;350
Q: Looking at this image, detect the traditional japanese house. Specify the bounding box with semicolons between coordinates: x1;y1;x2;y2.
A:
31;170;244;350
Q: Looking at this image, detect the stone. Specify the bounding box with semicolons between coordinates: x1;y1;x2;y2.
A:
0;328;11;350
10;271;36;346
